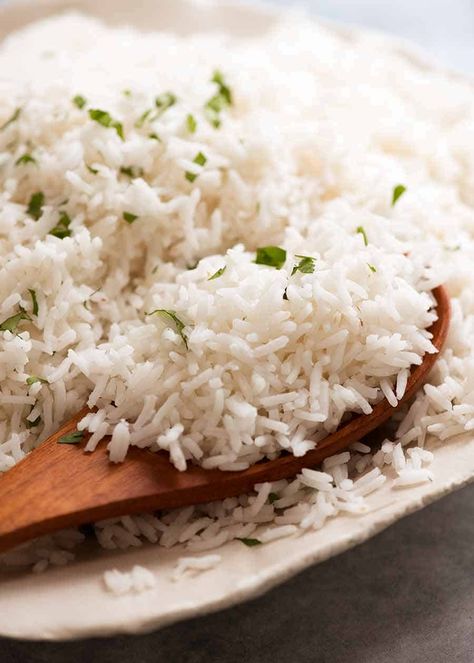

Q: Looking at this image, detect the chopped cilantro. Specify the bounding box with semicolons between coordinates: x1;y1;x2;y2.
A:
148;309;188;349
135;109;152;129
28;289;38;316
58;430;84;445
392;184;406;206
72;95;87;109
87;165;99;175
123;212;138;224
26;375;48;386
0;308;31;334
148;132;161;141
27;192;45;220
185;151;207;182
269;492;279;504
155;92;177;115
204;70;232;128
236;537;262;547
356;226;368;246
208;265;226;280
291;255;316;276
186;114;197;133
255;246;287;269
88;109;124;140
0;107;21;132
15;153;37;166
49;211;72;239
368;263;377;273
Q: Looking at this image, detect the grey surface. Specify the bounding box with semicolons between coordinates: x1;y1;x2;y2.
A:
1;0;474;661
2;483;474;662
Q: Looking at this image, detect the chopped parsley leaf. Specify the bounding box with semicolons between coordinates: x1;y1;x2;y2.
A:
120;165;144;179
123;212;138;224
356;226;368;246
135;109;152;129
236;537;262;547
49;211;72;239
204;70;232;128
149;132;161;141
155;92;177;115
208;265;226;280
392;184;406;206
26;375;48;386
16;153;37;166
0;308;31;334
185;151;207;182
291;255;316;276
58;430;84;445
255;246;287;269
27;192;45;220
368;263;377;273
28;289;39;316
147;309;188;349
186;114;197;133
88;109;124;140
269;492;279;504
0;107;21;132
72;95;87;109
87;165;99;175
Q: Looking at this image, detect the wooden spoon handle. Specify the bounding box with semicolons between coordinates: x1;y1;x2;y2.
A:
0;286;450;555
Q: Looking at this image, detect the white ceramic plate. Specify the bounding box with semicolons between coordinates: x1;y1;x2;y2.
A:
1;0;474;642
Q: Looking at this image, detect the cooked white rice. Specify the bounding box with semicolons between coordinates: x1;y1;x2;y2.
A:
0;12;474;579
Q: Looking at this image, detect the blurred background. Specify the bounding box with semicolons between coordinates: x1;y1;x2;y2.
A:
270;0;474;72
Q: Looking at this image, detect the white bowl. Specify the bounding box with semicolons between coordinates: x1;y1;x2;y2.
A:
1;0;474;642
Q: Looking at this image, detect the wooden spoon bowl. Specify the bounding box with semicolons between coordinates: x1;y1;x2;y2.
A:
0;286;450;554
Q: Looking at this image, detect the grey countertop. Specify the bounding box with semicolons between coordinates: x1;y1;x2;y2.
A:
1;1;474;661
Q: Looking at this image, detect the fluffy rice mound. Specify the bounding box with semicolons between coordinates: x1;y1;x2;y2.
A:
0;13;474;573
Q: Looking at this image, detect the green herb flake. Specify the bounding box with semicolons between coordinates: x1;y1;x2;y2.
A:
0;308;31;334
123;89;132;97
291;255;316;276
148;132;161;142
356;226;368;246
27;192;45;220
49;211;72;239
269;492;279;504
186;114;197;134
16;153;37;167
392;184;406;206
0;107;21;132
28;289;39;316
368;263;377;273
26;375;48;386
58;430;84;445
72;95;87;109
155;92;177;115
87;165;99;175
135;109;152;129
123;212;138;224
26;416;41;429
208;265;226;281
204;70;233;128
236;537;262;547
88;109;124;140
148;309;188;349
120;166;144;179
255;246;287;269
185;151;207;183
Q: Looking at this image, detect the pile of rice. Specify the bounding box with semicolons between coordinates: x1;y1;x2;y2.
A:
1;13;474;578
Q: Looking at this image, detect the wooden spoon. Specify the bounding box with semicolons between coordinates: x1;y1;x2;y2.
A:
0;286;450;554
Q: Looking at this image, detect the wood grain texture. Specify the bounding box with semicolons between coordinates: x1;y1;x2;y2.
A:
0;286;450;554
